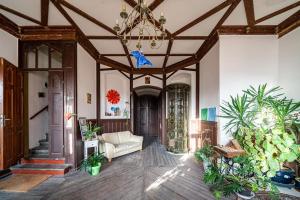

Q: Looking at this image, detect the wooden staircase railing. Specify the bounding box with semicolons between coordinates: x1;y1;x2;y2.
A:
30;105;48;120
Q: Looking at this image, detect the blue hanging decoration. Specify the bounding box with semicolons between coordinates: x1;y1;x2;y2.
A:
131;51;153;68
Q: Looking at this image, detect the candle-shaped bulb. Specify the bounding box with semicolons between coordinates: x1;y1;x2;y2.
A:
160;12;164;17
122;4;126;11
116;19;119;25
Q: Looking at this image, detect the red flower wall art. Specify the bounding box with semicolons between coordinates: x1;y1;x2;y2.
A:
106;89;120;104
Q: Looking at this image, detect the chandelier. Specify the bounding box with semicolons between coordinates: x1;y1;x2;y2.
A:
113;0;167;51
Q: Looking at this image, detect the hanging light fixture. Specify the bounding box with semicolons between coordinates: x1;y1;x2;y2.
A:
113;0;167;51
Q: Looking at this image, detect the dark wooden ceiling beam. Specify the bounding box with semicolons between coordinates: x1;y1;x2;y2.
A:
59;0;116;35
20;26;76;40
41;0;50;26
173;0;233;36
218;25;277;35
0;13;20;37
166;0;241;73
0;4;42;25
51;0;99;59
132;68;164;74
277;10;300;38
162;39;173;69
121;41;134;68
255;2;300;24
87;35;207;40
101;53;194;57
98;57;131;73
243;0;255;26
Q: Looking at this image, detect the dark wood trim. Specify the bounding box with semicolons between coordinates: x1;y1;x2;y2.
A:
87;35;207;40
277;10;300;38
218;25;277;35
131;68;164;74
255;2;300;24
162;39;173;69
96;63;100;125
121;41;134;68
133;74;147;80
173;0;233;36
100;53;194;57
130;74;133;132
118;70;130;79
100;68;117;71
41;0;50;26
161;74;166;145
195;63;200;118
243;0;255;26
165;57;196;73
29;105;48;120
0;4;42;25
20;27;76;41
0;13;20;38
98;57;131;73
166;70;177;79
181;68;196;72
148;74;163;81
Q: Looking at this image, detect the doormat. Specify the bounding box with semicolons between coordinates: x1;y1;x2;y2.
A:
0;174;51;192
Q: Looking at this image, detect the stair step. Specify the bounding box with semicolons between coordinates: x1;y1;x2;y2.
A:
10;163;71;175
39;139;48;147
22;157;65;165
30;146;49;155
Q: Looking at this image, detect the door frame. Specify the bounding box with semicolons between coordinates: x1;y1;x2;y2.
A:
19;41;78;166
132;86;163;143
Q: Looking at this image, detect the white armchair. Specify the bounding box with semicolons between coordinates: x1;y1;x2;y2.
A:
99;131;143;162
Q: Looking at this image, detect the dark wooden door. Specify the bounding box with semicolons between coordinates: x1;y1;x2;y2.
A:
48;71;64;158
135;95;159;137
0;58;23;170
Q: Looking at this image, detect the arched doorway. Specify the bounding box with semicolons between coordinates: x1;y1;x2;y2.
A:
133;86;162;145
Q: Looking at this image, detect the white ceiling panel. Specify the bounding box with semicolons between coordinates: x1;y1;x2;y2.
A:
152;0;225;33
130;55;164;68
171;40;204;54
48;2;70;25
106;56;130;66
178;7;228;36
257;7;299;25
67;0;133;31
0;0;40;21
254;0;299;19
91;40;124;54
0;10;37;26
127;39;168;54
224;1;247;25
167;56;191;66
64;6;114;36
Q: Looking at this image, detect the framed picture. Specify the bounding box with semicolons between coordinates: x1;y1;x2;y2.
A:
78;117;88;138
145;76;150;84
86;93;92;104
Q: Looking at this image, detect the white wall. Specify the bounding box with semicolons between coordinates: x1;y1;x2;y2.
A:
133;75;162;88
100;70;130;119
28;72;48;148
77;45;97;119
200;42;220;111
278;28;300;101
218;35;279;145
0;30;18;66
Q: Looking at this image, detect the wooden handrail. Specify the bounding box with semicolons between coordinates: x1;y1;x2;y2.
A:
30;105;48;120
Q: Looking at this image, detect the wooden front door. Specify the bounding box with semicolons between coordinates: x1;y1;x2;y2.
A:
0;58;23;170
48;71;64;158
135;95;159;137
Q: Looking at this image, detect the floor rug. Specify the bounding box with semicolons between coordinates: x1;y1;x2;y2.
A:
0;174;50;192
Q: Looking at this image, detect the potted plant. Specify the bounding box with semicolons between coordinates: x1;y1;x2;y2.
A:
83;121;102;141
80;152;105;176
220;84;300;179
194;144;214;171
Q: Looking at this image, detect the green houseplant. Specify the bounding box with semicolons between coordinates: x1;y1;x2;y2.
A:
80;152;106;176
194;144;214;170
84;121;102;141
220;84;300;178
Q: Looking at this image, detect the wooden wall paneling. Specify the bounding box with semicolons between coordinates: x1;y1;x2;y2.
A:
195;63;200;118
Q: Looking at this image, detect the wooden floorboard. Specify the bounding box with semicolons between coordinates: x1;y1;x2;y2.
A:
0;139;298;200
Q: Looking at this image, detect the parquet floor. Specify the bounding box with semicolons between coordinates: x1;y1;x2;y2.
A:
0;139;297;200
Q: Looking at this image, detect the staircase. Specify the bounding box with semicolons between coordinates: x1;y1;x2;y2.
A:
10;137;71;175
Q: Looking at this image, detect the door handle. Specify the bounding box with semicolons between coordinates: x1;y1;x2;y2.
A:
0;114;11;127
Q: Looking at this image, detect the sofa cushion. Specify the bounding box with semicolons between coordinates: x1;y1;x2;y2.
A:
118;131;132;143
115;142;141;152
102;132;120;145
